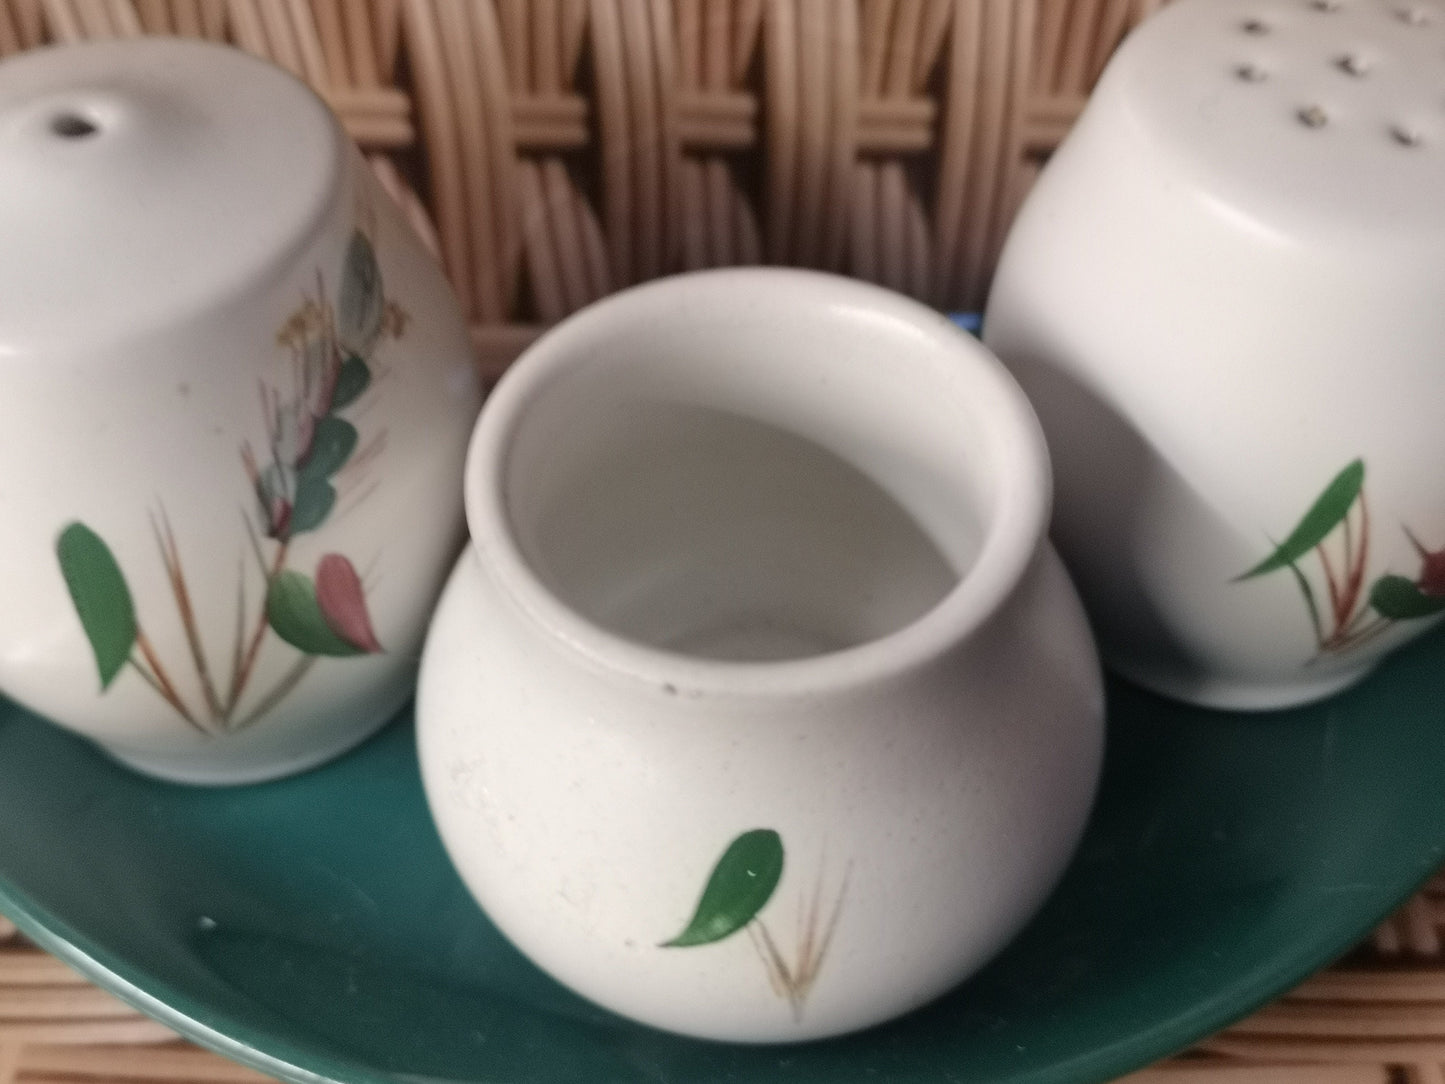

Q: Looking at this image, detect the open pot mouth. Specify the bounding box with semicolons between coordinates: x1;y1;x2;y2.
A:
465;268;1050;698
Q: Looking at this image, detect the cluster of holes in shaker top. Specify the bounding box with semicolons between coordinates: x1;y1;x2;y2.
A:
1231;0;1439;146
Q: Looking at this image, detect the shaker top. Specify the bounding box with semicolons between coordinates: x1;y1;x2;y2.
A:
1100;0;1445;239
0;38;345;352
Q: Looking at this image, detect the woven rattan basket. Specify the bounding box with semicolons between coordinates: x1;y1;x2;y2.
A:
2;2;1445;1083
0;0;1167;377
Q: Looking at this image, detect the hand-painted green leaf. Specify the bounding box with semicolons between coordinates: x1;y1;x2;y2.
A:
288;476;336;536
56;522;137;689
298;416;357;482
329;355;371;411
257;463;291;506
1370;574;1445;620
255;463;292;537
265;570;362;656
1237;459;1365;580
337;231;384;358
662;829;784;948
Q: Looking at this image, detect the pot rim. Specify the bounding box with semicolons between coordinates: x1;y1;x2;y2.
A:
464;268;1051;698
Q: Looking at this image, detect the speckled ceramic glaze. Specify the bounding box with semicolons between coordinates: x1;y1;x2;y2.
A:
417;269;1105;1043
985;0;1445;709
0;39;481;783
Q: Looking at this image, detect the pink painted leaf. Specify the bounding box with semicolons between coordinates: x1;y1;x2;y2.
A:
315;554;382;653
1405;528;1445;598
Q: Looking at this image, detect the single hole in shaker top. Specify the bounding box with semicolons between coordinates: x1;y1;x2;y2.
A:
1309;0;1341;12
1235;61;1269;81
1391;123;1424;144
1397;6;1432;24
49;112;97;139
1242;17;1272;33
1298;103;1330;126
1336;52;1371;75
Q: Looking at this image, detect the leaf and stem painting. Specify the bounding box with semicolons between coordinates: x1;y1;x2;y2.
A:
55;228;407;736
661;829;850;1021
1237;458;1445;656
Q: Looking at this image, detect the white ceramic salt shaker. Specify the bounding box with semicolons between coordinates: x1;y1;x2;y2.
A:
985;0;1445;709
417;269;1105;1042
0;40;481;782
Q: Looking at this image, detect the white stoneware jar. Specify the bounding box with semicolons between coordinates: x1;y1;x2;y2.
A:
985;0;1445;710
417;269;1105;1042
0;40;481;783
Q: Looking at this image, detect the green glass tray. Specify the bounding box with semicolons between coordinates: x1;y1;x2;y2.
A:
2;626;1444;1084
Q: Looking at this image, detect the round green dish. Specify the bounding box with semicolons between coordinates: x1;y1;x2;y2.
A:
2;626;1444;1084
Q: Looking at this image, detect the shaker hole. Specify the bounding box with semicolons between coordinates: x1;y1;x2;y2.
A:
1336;52;1370;75
1397;6;1432;24
1309;0;1341;11
1391;124;1424;145
1242;18;1271;33
1235;61;1269;80
50;112;97;139
1298;104;1330;126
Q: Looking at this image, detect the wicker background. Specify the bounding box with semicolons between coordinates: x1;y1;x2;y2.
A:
3;1;1445;1082
0;0;1166;379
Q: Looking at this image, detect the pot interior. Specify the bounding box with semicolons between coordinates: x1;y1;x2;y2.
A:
512;399;961;662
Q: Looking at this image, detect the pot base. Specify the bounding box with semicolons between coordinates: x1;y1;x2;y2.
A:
1110;658;1376;713
97;710;398;786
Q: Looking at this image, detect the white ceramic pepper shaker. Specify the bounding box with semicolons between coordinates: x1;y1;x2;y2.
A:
0;39;481;782
986;0;1445;709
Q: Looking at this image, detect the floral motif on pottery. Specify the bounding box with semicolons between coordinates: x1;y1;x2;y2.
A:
662;828;849;1021
54;228;406;736
1238;459;1445;656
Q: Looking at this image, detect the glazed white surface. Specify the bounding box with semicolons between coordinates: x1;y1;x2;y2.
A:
0;41;481;782
985;0;1445;708
419;270;1104;1041
0;40;341;353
